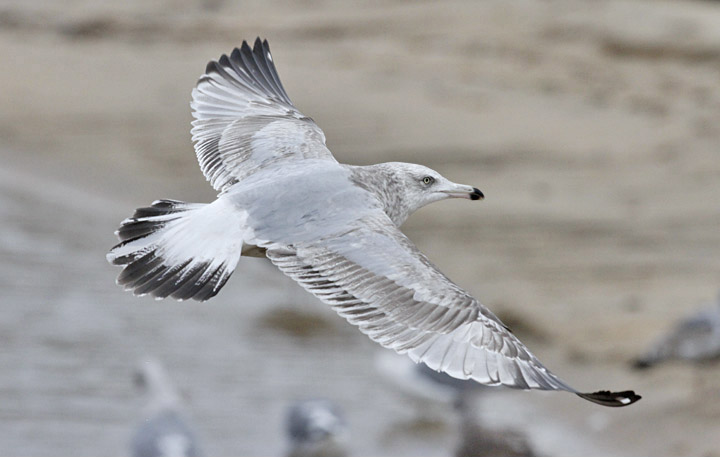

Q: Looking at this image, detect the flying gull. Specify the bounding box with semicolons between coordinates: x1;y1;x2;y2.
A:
107;38;640;407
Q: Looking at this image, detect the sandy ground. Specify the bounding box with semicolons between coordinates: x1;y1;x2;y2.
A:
1;0;720;455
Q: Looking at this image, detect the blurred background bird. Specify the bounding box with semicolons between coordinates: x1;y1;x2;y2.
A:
454;401;537;457
375;351;491;411
131;358;202;457
633;291;720;369
286;399;348;457
376;352;536;457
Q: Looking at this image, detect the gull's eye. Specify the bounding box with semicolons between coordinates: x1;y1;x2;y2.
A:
422;176;435;185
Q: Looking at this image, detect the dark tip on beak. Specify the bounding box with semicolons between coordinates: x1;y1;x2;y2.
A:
470;188;484;201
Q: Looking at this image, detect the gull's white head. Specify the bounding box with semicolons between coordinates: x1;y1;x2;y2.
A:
372;162;483;226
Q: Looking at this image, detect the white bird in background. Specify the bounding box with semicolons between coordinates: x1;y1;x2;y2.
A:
286;399;348;457
453;398;537;457
375;352;536;457
375;350;491;408
108;38;640;407
131;358;202;457
634;291;720;368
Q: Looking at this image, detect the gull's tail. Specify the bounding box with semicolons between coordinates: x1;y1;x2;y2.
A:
107;198;247;301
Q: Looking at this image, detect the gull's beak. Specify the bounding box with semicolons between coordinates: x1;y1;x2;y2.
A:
441;183;484;201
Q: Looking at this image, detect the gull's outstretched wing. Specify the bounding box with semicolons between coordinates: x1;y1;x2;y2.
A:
261;214;639;407
191;38;336;193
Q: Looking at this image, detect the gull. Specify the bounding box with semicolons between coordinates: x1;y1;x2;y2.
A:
453;397;537;457
634;291;720;368
376;352;535;457
375;350;491;407
286;399;348;457
131;358;202;457
107;38;640;407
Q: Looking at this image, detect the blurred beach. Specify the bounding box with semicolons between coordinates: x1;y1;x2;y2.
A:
1;0;720;455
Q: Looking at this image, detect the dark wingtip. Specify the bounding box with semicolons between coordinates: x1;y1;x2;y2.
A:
240;39;253;54
577;390;642;407
205;60;219;75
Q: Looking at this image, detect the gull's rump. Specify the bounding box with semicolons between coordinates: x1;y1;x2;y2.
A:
107;198;247;301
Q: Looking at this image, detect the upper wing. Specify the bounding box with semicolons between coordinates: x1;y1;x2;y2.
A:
261;214;639;407
190;38;337;193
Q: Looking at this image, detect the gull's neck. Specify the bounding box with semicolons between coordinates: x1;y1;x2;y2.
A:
344;164;412;226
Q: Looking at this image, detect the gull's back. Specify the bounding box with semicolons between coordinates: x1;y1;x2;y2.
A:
224;160;380;246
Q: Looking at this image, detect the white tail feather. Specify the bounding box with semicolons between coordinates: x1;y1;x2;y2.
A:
107;198;247;301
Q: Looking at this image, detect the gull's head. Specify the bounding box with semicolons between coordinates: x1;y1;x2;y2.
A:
361;162;484;226
392;162;483;210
